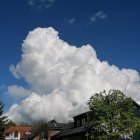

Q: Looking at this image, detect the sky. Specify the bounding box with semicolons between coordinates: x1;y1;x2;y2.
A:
0;0;140;123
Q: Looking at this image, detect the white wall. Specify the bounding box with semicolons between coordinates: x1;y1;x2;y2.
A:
5;132;20;140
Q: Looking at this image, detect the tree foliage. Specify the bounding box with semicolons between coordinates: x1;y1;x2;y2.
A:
88;89;140;140
6;120;16;126
0;101;8;140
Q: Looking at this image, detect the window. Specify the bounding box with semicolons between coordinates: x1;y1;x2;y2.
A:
77;120;80;127
82;118;86;125
6;133;10;137
14;131;18;138
87;115;90;122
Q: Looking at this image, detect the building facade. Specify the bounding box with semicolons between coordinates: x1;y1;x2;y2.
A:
52;112;89;140
4;126;32;140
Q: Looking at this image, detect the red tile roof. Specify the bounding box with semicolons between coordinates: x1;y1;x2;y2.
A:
4;126;32;139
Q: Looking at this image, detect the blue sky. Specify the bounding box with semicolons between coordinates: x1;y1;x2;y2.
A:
0;0;140;121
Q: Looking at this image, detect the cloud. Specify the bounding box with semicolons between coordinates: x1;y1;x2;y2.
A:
64;17;76;25
8;85;31;98
7;27;140;123
90;11;107;23
28;0;55;10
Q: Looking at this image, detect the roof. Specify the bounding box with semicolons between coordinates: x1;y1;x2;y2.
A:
133;100;140;109
4;126;32;139
47;119;67;130
73;112;88;118
53;124;89;138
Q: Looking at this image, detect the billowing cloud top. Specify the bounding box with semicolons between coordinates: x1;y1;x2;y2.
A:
8;27;140;123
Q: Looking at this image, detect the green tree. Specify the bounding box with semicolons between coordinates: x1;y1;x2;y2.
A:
87;89;140;140
31;119;48;140
6;120;16;126
0;101;8;140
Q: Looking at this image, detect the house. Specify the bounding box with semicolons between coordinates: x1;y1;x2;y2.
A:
32;119;71;140
52;101;140;140
51;112;89;140
47;119;69;140
4;126;32;140
4;120;69;140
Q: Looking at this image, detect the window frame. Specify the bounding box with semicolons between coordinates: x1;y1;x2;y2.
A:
14;131;18;138
76;120;81;127
82;118;86;125
5;133;10;138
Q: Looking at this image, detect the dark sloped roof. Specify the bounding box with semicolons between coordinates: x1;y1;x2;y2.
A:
47;119;67;130
73;112;88;118
53;124;89;138
133;100;140;109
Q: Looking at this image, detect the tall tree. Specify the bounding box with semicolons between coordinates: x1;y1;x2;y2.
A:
31;119;48;140
0;101;7;140
88;89;140;140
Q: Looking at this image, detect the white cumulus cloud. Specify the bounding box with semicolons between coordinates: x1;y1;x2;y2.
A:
8;85;31;98
7;27;140;123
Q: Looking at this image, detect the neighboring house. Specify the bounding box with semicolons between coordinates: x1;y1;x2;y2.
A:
51;112;89;140
47;119;69;140
4;126;32;140
32;119;71;140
